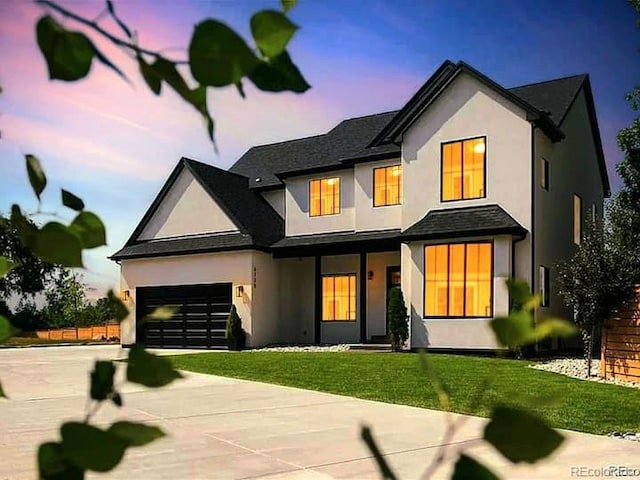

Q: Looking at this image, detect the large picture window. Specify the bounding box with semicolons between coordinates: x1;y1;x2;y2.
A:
310;178;340;216
441;137;486;201
424;242;493;317
322;275;356;321
373;165;402;206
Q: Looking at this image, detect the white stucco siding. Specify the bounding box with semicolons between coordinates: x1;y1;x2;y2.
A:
138;169;238;240
284;169;355;236
366;252;401;338
260;189;285;219
278;257;315;344
534;88;605;326
401;73;533;235
251;251;280;346
119;251;253;345
320;254;361;344
405;235;512;349
354;159;402;232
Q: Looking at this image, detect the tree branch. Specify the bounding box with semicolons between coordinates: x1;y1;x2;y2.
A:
35;0;188;64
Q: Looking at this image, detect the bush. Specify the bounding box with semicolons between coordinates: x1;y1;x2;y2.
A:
225;305;246;351
0;299;12;319
387;287;408;352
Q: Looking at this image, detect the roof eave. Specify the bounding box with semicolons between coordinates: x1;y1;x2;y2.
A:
400;226;527;242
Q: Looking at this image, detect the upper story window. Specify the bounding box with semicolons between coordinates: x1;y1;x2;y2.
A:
573;194;582;245
373;165;402;206
310;177;340;217
541;157;549;191
441;137;486;202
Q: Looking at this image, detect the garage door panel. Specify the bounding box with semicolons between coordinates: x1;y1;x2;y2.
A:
137;283;232;349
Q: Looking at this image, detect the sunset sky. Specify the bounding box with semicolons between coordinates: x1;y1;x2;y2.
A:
1;0;638;297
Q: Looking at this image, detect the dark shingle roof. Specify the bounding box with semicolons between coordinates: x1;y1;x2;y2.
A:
402;205;526;241
271;229;402;257
508;74;587;126
229;111;400;189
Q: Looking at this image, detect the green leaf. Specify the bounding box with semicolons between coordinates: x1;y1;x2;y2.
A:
26;154;47;201
484;406;564;464
61;189;85;211
361;426;397;480
507;278;535;311
490;310;535;348
1;315;19;343
138;56;161;95
10;204;38;246
535;317;578;340
61;422;127;472
248;50;310;93
90;360;115;401
107;290;129;321
188;19;260;87
0;379;7;399
36;15;94;81
38;442;84;480
69;211;106;249
251;10;298;59
452;455;499;480
111;391;123;407
418;352;450;411
127;344;183;388
146;306;177;322
108;421;165;447
0;256;17;279
33;222;84;267
281;0;297;13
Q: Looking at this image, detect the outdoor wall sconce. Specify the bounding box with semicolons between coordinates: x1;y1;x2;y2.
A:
367;270;374;281
120;290;130;301
236;285;244;297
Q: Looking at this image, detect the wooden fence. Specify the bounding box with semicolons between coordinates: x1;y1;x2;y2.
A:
600;288;640;383
36;325;120;341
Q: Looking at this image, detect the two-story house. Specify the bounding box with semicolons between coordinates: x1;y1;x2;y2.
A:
110;60;609;350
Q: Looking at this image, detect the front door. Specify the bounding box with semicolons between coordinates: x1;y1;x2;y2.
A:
385;266;401;335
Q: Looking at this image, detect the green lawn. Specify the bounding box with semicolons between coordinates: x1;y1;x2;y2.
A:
169;352;640;435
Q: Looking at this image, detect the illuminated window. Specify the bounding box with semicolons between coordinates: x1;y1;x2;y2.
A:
541;158;549;191
310;178;340;216
573;194;582;245
373;165;402;206
539;266;550;307
322;275;356;321
441;137;486;201
424;243;493;317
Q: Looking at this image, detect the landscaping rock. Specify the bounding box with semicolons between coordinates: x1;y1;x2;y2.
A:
250;344;350;353
529;357;640;389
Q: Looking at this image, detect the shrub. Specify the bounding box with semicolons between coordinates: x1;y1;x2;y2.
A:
387;287;409;352
225;305;246;350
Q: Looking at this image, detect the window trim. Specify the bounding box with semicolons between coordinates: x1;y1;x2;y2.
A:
440;135;488;203
573;194;582;245
422;240;494;319
372;164;402;207
320;272;357;322
541;157;549;191
539;265;550;307
309;177;341;217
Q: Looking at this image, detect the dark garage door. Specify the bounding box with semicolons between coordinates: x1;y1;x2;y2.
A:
137;283;232;349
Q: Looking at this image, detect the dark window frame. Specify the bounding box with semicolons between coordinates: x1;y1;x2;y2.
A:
373;164;402;207
440;136;487;203
309;177;341;217
422;240;494;319
321;272;357;322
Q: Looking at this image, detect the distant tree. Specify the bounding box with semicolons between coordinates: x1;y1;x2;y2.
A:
11;298;47;332
387;287;409;352
0;215;59;299
77;296;119;326
555;216;636;377
42;269;87;328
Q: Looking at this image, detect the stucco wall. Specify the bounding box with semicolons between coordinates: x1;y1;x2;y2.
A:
534;88;606;329
320;254;361;344
284;169;355;236
405;235;512;349
354;158;402;232
260;189;285;219
251;251;280;346
366;251;401;338
138;169;238;240
277;257;315;344
119;251;253;345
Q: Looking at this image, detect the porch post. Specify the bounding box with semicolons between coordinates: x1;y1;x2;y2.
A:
360;252;367;343
314;255;321;345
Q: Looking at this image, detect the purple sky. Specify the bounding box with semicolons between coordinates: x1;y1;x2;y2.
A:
0;0;638;297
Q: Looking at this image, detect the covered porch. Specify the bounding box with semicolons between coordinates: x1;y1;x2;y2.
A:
271;230;402;344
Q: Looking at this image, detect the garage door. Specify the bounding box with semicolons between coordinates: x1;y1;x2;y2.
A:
136;283;232;349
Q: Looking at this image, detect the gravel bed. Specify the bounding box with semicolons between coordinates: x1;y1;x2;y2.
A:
249;344;350;353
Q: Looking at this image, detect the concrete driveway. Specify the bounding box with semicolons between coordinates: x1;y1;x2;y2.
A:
0;345;637;479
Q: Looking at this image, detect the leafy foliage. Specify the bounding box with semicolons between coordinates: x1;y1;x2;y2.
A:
251;10;298;58
42;269;86;328
25;154;46;201
452;455;498;480
90;361;116;401
107;421;165;447
61;189;85;211
127;345;184;387
225;304;246;350
387;287;408;352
